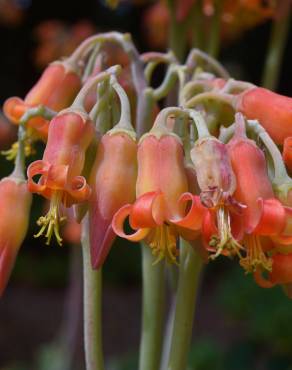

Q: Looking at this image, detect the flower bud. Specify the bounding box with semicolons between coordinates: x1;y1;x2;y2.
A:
0;178;32;296
89;131;137;268
237;87;292;145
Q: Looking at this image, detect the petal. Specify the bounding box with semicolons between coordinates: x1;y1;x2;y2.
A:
253;198;286;236
89;202;116;269
27;160;49;193
283;137;292;172
112;204;150;242
67;176;91;205
170;193;206;231
3;97;27;124
0;243;17;297
253;269;275;289
130;191;165;229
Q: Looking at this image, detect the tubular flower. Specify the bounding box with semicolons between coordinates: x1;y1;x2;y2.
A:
113;109;206;263
0;177;32;296
89;130;137;269
227;114;292;274
236;87;292;145
283;137;292;173
27;110;95;245
3;61;81;141
191;136;245;259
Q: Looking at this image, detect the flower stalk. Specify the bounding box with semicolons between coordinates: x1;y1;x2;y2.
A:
167;239;203;370
82;216;104;370
139;244;166;370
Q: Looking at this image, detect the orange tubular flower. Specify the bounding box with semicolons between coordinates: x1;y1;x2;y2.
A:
27;109;95;245
0;177;32;296
190;134;245;259
3;61;81;140
227;114;292;274
236;87;292;145
89;130;137;268
112;109;206;263
283;137;292;173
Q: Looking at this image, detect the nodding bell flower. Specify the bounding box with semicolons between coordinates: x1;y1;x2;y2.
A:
27;109;95;245
190;115;245;259
26;68;117;245
3;60;81;141
89;126;137;269
0;176;32;296
236;87;292;145
113;108;206;264
227;113;292;274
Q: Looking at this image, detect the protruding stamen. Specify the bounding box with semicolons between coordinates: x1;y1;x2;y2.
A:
34;192;66;245
210;205;243;259
148;225;178;264
2;140;35;161
240;234;272;273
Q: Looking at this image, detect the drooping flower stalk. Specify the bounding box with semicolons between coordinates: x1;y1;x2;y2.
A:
167;239;203;370
139;244;165;370
261;1;291;90
82;216;104;370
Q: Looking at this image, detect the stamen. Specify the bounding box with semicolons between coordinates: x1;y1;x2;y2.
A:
210;205;243;259
148;225;178;264
240;234;272;273
34;192;66;245
2;139;35;161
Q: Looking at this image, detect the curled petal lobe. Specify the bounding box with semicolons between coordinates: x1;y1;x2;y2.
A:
170;193;206;231
112;204;150;242
3;97;28;124
129;191;165;229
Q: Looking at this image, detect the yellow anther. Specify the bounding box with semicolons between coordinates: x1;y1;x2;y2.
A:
209;205;244;260
148;225;178;264
34;192;66;245
2;140;35;161
240;234;272;273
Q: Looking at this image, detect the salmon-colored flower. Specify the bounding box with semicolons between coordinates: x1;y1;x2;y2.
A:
0;177;32;296
113;109;206;263
227;114;292;273
236;87;292;145
27;110;94;245
3;61;81;141
191;135;245;258
89;130;137;268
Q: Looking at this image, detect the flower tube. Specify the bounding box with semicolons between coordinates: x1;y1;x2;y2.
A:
113;108;206;263
189;110;244;259
88;75;137;268
236;87;292;145
227;113;292;274
3;60;82;141
0;178;32;296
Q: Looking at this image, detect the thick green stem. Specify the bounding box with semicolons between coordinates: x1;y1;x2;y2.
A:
190;0;205;50
166;0;188;61
82;217;104;370
139;244;165;370
167;240;203;370
262;6;291;90
206;0;222;58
